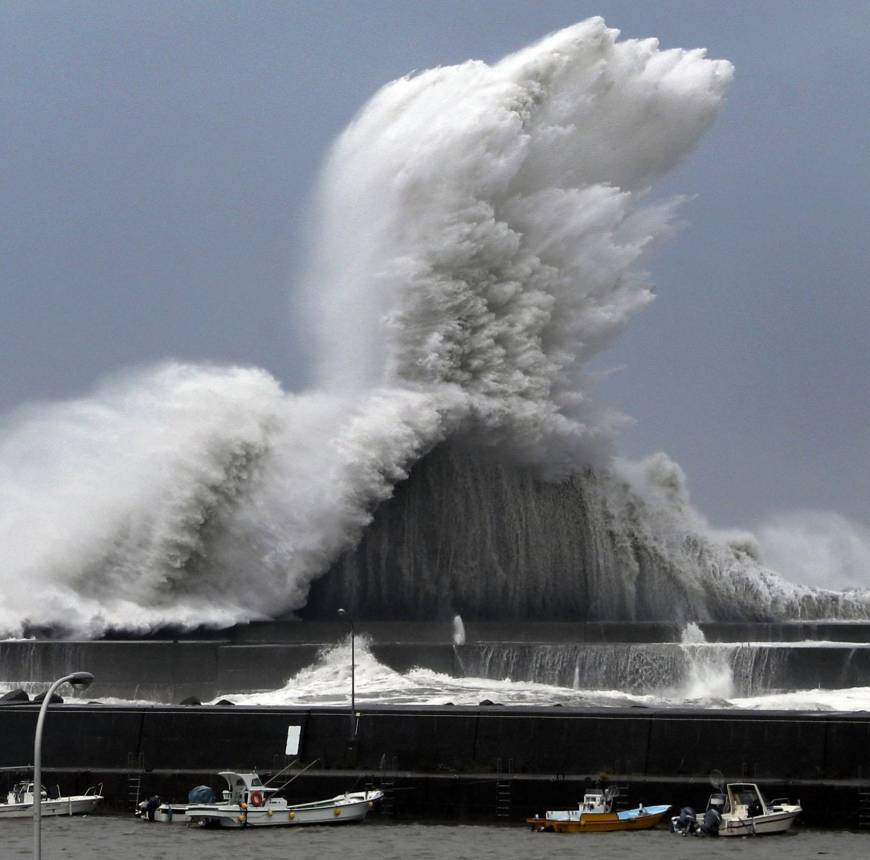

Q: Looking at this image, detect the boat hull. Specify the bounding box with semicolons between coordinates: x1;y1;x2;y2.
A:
151;803;191;823
720;809;800;836
0;796;102;819
186;792;381;828
528;807;670;833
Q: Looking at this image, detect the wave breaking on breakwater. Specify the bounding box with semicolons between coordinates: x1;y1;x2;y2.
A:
0;18;866;636
210;636;870;712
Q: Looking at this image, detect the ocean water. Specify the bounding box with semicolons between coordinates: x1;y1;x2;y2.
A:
3;817;869;860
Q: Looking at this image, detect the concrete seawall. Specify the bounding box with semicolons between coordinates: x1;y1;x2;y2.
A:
5;621;870;701
3;638;870;701
0;640;459;701
1;703;869;826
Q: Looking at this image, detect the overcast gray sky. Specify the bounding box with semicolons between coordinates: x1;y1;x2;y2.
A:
2;1;868;541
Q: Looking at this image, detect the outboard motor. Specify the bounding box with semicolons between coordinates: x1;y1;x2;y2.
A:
700;794;725;836
670;806;697;835
141;795;161;822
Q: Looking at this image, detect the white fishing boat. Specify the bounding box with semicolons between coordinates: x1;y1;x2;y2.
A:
716;782;801;836
672;781;801;837
158;771;382;827
0;781;103;819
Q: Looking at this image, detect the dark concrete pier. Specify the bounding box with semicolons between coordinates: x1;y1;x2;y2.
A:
1;701;869;826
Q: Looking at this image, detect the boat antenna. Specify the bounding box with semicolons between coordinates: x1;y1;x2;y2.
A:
272;759;321;795
261;759;299;788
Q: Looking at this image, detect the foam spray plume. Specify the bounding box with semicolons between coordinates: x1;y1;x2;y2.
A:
0;19;864;636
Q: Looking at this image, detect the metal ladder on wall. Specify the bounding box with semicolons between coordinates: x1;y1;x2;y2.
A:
378;753;397;817
858;788;870;829
379;780;396;817
126;752;144;811
126;773;142;811
495;758;513;819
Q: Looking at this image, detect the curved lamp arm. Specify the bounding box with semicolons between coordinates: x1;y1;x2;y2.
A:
34;672;94;860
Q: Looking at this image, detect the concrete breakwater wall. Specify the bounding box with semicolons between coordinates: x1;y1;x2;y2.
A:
461;642;870;696
1;704;869;826
3;635;870;701
0;640;457;701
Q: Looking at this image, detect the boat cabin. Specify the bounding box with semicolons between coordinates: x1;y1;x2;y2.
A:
217;771;269;805
726;783;766;817
708;783;798;817
706;783;769;818
579;790;613;815
545;787;615;821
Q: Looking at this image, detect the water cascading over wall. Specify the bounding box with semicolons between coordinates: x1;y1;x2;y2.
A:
455;641;870;696
304;443;863;622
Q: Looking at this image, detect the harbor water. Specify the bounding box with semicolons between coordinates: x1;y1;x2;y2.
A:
3;817;869;860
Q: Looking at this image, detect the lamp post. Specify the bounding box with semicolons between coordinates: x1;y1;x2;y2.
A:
337;608;355;736
33;671;94;860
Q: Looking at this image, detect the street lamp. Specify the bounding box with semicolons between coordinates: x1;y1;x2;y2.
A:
337;608;355;736
33;671;94;860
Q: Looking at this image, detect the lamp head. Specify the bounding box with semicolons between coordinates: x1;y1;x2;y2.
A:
68;672;94;689
337;608;347;619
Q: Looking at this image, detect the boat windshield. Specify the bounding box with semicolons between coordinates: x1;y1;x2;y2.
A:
729;784;765;814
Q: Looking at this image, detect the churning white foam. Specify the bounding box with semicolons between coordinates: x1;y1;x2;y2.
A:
611;454;868;620
0;364;456;635
301;20;733;475
210;637;870;712
676;622;734;700
213;637;659;709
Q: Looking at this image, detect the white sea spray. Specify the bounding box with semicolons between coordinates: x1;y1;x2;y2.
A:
1;19;861;636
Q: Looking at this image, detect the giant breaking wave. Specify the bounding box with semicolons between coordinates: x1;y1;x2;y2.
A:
1;19;866;636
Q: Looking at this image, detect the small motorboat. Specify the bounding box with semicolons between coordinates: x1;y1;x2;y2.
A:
0;781;103;819
715;782;801;836
671;781;801;837
153;770;383;827
527;787;670;833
